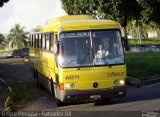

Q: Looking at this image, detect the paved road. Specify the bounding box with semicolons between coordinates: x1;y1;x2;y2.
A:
44;82;160;117
0;58;160;117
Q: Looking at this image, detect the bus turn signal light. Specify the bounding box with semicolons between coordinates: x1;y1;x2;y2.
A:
59;83;64;90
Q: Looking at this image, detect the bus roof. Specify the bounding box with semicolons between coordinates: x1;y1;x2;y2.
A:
33;15;120;33
46;15;94;25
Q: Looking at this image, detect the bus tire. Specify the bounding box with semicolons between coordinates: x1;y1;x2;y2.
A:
33;68;36;79
35;71;44;90
51;80;64;106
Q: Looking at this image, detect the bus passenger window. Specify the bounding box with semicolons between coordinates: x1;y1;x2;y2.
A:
42;34;46;49
34;34;36;48
31;35;33;47
50;33;54;51
46;33;50;51
39;34;42;49
37;34;39;48
30;35;33;47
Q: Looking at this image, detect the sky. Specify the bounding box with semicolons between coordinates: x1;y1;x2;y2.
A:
0;0;67;34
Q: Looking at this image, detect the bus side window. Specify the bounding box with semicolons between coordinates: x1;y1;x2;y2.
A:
39;34;42;49
54;33;58;45
30;34;33;47
31;34;34;47
34;34;36;48
37;34;39;48
50;33;54;51
41;34;43;49
55;33;58;41
46;33;50;51
42;33;46;49
34;34;37;48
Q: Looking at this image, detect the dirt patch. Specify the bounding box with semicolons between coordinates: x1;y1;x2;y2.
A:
0;58;56;111
0;59;39;111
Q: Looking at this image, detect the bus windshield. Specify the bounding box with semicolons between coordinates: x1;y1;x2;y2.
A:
59;30;124;67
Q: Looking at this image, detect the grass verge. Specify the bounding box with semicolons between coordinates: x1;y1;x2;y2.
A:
8;82;40;110
0;70;40;111
128;38;160;45
126;52;160;80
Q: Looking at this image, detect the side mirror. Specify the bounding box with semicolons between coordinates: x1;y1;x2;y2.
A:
122;37;129;51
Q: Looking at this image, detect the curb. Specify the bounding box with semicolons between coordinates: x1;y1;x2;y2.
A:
127;76;160;87
141;77;160;85
127;77;142;87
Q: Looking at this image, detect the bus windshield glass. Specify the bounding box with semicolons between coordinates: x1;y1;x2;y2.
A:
59;30;124;67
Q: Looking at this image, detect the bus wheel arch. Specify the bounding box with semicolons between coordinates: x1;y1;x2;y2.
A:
32;67;36;79
35;70;44;90
50;79;64;106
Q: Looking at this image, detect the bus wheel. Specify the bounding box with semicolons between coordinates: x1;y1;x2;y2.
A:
33;68;36;79
36;72;44;90
51;80;64;106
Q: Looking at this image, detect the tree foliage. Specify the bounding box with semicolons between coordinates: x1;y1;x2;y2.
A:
0;33;5;44
0;0;9;7
61;0;99;15
0;33;6;50
7;24;28;50
61;0;160;26
137;0;160;25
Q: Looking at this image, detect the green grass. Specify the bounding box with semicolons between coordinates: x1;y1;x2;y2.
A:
128;38;160;45
0;71;39;110
126;52;160;79
8;82;39;102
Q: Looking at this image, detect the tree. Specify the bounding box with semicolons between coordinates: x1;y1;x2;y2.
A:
61;0;160;27
7;24;28;50
0;0;9;7
0;33;5;44
61;0;142;25
137;0;160;25
61;0;99;16
0;33;6;50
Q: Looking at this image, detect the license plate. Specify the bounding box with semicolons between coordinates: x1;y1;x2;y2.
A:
90;95;101;100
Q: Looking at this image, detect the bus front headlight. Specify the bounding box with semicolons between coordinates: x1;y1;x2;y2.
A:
119;79;125;85
64;84;70;89
114;79;125;86
70;83;76;89
64;83;76;89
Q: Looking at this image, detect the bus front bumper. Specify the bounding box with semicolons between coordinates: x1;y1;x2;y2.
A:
59;86;127;102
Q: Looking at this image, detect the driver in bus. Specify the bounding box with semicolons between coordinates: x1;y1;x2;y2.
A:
96;38;110;59
96;44;109;59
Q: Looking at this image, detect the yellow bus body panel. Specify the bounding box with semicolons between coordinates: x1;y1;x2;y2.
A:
59;65;126;90
29;48;55;80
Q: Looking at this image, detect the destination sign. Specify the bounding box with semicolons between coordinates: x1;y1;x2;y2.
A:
61;32;90;38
